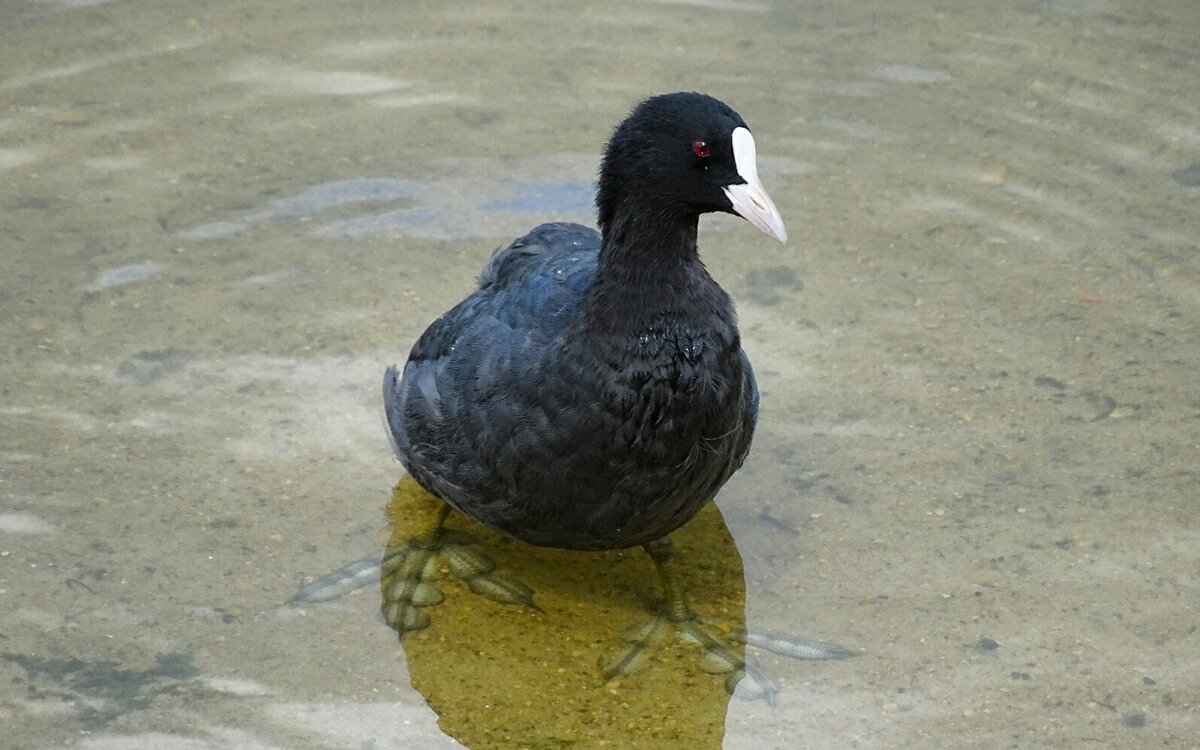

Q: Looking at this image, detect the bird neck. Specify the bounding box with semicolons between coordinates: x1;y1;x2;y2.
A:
585;209;716;332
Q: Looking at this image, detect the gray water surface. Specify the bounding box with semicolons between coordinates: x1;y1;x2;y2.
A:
2;0;1198;748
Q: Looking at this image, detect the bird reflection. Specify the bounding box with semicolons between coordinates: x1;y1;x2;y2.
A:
293;475;851;748
378;474;747;748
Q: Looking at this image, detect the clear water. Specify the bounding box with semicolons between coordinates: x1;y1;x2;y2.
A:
2;0;1197;747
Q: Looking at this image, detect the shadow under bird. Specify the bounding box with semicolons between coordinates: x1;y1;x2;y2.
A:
298;92;849;693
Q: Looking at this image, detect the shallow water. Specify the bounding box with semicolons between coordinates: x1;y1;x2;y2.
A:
2;0;1198;748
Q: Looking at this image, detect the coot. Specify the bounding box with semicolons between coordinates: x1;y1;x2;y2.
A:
373;94;847;689
384;92;785;552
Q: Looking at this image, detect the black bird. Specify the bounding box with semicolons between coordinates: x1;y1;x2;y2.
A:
378;92;832;686
385;92;783;547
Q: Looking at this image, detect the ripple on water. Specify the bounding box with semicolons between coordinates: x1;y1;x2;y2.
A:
83;155;146;171
819;119;904;144
227;60;412;97
319;180;595;240
809;81;888;98
0;513;56;534
32;0;114;8
370;92;473;109
0;148;42;169
872;65;954;84
647;0;765;11
174;178;426;241
274;178;426;217
82;262;164;293
481;181;594;213
177;175;595;242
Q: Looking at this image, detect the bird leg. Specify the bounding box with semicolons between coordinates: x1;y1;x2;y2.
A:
379;482;541;640
600;536;850;702
600;536;769;697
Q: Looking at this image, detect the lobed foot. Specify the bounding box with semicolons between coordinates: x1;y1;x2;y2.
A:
290;487;541;639
601;609;779;702
600;536;852;702
379;522;541;639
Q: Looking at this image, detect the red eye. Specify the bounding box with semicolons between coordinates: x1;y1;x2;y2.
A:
692;140;711;158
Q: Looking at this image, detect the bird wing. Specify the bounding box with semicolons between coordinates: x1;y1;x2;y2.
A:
730;348;759;476
383;223;601;501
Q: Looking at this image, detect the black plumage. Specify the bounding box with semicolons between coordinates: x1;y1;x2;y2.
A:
383;92;785;551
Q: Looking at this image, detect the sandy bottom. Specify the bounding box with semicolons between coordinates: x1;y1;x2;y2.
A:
0;0;1196;747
